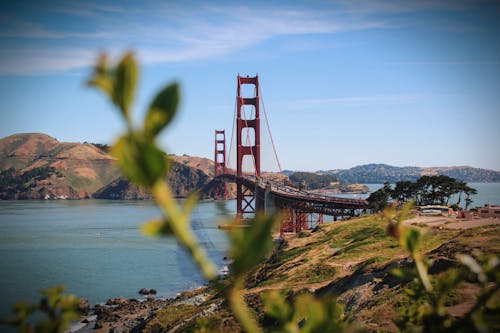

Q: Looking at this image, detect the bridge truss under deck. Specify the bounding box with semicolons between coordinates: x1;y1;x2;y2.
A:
218;173;368;235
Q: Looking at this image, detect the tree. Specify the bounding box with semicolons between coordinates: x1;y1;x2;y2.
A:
464;185;478;210
367;182;392;211
391;181;416;203
388;176;476;210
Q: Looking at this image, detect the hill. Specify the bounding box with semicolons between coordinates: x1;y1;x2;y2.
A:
0;133;217;200
0;133;118;199
325;163;500;183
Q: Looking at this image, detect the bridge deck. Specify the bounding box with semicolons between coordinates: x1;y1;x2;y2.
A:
218;173;368;214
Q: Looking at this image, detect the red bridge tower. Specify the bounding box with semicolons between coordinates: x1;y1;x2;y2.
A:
236;75;260;220
214;130;227;200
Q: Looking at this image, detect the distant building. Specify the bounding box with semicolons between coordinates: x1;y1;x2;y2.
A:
477;205;500;218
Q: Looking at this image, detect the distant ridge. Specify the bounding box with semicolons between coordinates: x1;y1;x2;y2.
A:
321;163;500;183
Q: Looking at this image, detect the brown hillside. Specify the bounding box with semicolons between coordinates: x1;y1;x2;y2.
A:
169;154;214;177
0;133;119;199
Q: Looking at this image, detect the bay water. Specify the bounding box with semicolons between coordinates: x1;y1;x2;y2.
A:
0;199;233;319
0;183;498;320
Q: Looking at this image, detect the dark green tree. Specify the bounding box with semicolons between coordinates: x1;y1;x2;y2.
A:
367;182;392;211
464;185;478;210
391;181;416;203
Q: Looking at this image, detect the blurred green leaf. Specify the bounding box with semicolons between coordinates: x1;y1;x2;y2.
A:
397;201;414;222
457;254;486;283
111;134;168;187
41;285;65;309
402;228;422;254
87;53;113;96
183;193;198;216
141;217;174;237
1;286;81;333
391;267;416;281
262;290;291;322
112;52;138;118
144;83;179;139
228;214;277;276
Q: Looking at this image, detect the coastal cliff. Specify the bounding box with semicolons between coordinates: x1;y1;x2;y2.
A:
0;133;216;200
93;162;212;200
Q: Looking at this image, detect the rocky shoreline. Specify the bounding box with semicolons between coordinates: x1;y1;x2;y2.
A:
72;287;210;333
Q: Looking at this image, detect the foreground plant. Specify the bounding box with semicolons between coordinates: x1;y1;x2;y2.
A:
89;52;277;331
383;202;499;332
0;286;81;333
88;52;356;332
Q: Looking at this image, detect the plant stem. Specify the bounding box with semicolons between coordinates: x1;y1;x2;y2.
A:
415;257;432;293
227;277;262;333
152;180;217;280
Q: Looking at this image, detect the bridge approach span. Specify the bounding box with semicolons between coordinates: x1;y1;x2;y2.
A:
217;173;368;223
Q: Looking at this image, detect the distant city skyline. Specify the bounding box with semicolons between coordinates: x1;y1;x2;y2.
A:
0;1;499;171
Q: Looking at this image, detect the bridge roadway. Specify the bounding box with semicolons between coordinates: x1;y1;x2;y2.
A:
218;173;369;217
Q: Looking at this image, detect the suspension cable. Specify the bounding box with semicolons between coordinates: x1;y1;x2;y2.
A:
259;81;282;173
226;83;238;171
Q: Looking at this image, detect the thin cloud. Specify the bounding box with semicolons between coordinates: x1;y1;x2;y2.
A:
391;60;500;65
275;94;430;110
0;4;388;75
0;1;489;75
0;13;117;40
0;48;95;75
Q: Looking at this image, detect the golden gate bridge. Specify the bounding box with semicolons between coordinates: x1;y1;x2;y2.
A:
213;75;368;236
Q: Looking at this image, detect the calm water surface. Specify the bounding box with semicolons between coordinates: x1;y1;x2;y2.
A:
0;199;233;318
0;183;498;319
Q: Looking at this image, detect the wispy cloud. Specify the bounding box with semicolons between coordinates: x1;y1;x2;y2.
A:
0;48;95;75
391;60;500;65
0;13;116;39
0;2;390;75
0;1;493;75
273;93;434;110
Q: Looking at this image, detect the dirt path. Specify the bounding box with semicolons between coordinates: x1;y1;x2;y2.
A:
405;215;500;229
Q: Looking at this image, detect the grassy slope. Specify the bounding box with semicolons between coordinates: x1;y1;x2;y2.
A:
144;215;499;332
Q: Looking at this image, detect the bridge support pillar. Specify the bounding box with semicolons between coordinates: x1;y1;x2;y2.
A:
279;209;324;237
236;75;260;220
264;182;276;214
214;130;228;200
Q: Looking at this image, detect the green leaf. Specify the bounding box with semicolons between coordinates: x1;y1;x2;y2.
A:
391;268;405;278
402;228;422;254
457;254;486;283
111;134;168;187
40;285;65;308
141;218;174;237
262;290;291;321
397;201;414;222
144;83;179;139
228;214;277;276
183;193;198;216
112;52;138;119
87;53;113;96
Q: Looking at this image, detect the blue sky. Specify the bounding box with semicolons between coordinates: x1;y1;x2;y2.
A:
0;0;499;171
